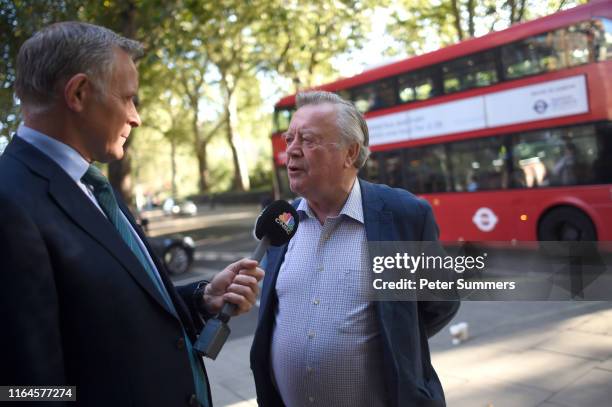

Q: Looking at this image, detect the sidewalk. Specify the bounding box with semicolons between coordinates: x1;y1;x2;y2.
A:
204;301;612;407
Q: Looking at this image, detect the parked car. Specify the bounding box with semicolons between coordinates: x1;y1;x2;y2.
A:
139;218;195;275
148;235;195;275
162;198;198;217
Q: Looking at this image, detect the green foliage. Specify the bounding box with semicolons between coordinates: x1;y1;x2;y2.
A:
257;0;377;92
0;0;81;138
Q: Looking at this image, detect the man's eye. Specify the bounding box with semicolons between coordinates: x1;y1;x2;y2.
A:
302;137;316;147
284;135;294;144
127;95;139;106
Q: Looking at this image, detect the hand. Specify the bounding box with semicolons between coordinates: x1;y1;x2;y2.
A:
203;258;264;316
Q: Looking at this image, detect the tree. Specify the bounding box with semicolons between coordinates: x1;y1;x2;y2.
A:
259;0;376;93
81;0;179;204
0;0;82;141
185;0;269;191
0;0;180;202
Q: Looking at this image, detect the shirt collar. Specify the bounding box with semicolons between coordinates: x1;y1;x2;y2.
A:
297;178;364;224
17;124;90;182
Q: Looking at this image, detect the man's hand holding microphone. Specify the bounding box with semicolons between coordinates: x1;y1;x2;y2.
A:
202;258;263;316
195;200;300;359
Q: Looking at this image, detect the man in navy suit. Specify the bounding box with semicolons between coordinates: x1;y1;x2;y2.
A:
0;22;262;406
250;91;459;406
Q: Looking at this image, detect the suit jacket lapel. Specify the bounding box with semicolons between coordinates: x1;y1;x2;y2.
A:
359;179;395;241
7;137;177;318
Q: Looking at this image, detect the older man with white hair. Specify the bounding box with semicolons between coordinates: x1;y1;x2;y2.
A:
251;91;459;407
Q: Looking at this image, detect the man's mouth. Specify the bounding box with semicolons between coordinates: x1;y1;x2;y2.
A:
288;165;304;174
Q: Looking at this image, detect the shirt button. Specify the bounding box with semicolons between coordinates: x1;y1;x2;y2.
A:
306;366;313;373
308;396;315;403
313;299;320;305
177;337;186;350
307;331;315;339
317;266;323;272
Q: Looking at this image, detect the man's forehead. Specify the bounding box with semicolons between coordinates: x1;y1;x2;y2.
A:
291;103;336;126
111;48;139;84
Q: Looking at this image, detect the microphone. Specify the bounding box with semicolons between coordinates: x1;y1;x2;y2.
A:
194;200;300;359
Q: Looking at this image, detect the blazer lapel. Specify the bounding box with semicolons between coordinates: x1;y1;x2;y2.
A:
7;137;177;318
258;244;287;322
359;178;395;241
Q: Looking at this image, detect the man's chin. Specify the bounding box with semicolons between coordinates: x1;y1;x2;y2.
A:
97;148;124;163
288;180;305;196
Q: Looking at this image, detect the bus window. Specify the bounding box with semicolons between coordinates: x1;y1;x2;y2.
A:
274;107;294;132
593;18;612;61
502;22;599;79
404;145;450;194
398;68;439;103
565;22;593;65
352;85;374;113
361;153;381;183
336;89;352;103
449;137;509;192
382;151;404;188
512;124;603;188
352;78;396;113
442;51;498;94
503;32;560;78
593;123;612;184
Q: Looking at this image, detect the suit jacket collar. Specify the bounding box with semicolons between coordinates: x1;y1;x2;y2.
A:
5;136;178;319
359;178;395;242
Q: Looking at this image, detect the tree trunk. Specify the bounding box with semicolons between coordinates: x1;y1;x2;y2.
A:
170;137;177;198
450;0;464;41
196;140;209;194
225;103;245;191
467;0;475;38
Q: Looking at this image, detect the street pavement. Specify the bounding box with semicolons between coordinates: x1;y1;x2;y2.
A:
157;204;612;406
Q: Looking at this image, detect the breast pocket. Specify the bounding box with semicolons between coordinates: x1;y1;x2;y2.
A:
333;268;372;334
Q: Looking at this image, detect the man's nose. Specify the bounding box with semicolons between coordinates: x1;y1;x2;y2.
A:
286;140;303;157
128;106;141;128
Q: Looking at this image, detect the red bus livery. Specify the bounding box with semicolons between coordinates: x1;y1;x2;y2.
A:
270;1;612;245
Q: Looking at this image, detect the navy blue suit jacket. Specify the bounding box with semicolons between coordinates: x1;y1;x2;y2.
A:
250;179;460;407
0;136;210;407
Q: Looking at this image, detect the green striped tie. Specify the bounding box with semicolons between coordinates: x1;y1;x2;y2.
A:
82;165;209;407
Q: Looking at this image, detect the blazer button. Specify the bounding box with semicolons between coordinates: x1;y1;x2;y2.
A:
187;394;198;406
177;337;186;350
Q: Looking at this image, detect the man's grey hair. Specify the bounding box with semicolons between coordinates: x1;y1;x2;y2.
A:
15;21;143;111
296;90;370;169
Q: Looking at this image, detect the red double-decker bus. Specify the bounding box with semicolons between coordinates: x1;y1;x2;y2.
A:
270;1;612;245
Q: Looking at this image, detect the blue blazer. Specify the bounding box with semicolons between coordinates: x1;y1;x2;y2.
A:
250;179;459;407
0;136;210;407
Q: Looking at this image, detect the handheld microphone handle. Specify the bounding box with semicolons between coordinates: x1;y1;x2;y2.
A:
218;235;271;322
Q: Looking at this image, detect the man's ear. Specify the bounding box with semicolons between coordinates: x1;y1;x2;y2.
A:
344;142;360;169
64;73;92;112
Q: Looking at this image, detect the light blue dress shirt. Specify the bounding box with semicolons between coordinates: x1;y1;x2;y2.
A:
270;180;389;407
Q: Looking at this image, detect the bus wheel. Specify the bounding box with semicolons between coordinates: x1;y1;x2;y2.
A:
538;207;597;257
